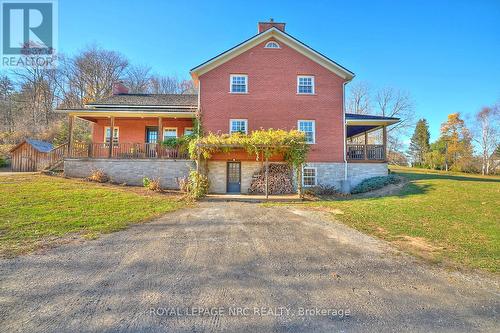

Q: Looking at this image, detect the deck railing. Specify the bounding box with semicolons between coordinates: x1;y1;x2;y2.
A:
67;142;190;160
346;144;385;161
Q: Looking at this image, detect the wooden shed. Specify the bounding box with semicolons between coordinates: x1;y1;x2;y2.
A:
9;139;54;172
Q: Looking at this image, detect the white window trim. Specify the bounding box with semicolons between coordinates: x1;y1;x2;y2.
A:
302;166;317;187
297;75;315;95
104;126;119;142
183;127;194;136
229;119;248;135
163;127;178;140
297;120;316;144
264;41;280;49
229;74;248;94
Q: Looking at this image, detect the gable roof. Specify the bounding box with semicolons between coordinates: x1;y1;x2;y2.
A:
190;27;355;81
10;139;53;153
86;94;198;108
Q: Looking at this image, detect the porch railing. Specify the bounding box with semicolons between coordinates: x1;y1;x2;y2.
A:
68;142;190;160
346;144;386;161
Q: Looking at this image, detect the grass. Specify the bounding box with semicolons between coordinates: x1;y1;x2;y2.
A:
284;166;500;273
0;174;187;257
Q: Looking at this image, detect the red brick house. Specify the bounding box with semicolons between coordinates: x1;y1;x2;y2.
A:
59;21;399;193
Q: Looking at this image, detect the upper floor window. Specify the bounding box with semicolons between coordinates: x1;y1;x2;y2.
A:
104;127;119;143
264;41;280;49
230;119;248;134
297;75;315;94
230;74;248;93
298;120;315;144
163;128;178;140
184;127;194;136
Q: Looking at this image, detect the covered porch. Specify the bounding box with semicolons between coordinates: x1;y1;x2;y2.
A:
61;109;197;160
345;113;400;162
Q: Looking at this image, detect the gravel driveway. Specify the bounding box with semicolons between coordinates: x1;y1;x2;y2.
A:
1;202;498;332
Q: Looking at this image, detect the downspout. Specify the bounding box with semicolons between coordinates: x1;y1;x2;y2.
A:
342;81;348;182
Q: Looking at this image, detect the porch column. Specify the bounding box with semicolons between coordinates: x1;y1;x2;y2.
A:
67;115;74;156
108;116;115;158
364;131;368;161
157;117;163;158
382;125;387;161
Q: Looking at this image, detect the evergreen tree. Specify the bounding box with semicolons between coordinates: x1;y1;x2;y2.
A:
408;119;430;166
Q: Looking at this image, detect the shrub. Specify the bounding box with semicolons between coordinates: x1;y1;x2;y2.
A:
143;177;162;192
304;184;340;196
351;175;400;194
176;177;189;192
186;170;210;199
87;169;109;183
0;156;7;168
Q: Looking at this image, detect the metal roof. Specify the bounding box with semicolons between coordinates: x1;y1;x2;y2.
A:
345;113;400;121
10;139;53;153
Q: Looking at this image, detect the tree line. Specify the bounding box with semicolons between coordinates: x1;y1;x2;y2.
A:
346;82;499;175
0;45;194;155
407;108;499;175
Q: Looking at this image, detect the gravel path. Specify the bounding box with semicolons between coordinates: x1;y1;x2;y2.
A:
1;202;498;332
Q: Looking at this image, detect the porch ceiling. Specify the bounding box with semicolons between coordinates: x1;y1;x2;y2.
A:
346;125;380;138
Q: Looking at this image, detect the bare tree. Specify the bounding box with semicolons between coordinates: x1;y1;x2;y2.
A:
346;81;371;114
124;65;152;94
0;75;16;133
473;105;499;175
68;45;128;104
375;87;415;133
149;75;195;94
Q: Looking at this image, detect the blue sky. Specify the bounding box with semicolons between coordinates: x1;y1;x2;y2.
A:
55;0;500;140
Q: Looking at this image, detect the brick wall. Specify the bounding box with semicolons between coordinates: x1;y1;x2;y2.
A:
199;38;346;162
92;118;194;143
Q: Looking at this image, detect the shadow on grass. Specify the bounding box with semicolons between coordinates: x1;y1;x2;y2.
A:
392;170;500;183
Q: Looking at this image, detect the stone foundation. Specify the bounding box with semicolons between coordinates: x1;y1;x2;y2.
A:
64;159;388;193
64;159;195;189
299;162;388;190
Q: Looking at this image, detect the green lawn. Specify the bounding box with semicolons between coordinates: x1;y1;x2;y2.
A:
0;174;186;257
292;167;500;272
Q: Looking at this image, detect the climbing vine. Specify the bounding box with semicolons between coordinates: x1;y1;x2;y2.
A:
188;129;309;168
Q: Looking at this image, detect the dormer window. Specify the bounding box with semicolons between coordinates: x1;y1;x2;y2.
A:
264;41;280;49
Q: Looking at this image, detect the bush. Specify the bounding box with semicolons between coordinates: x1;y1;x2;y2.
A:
0;156;7;168
87;169;109;183
143;177;162;192
186;170;210;199
304;184;340;196
176;177;189;192
351;175;400;194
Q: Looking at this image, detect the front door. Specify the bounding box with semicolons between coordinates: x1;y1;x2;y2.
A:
227;162;241;193
145;127;159;143
145;127;159;158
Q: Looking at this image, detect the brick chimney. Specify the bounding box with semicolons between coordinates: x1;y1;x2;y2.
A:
112;81;129;95
258;18;285;33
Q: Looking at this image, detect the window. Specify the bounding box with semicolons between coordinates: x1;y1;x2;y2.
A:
230;74;248;93
297;75;315;94
163;128;178;140
230;119;248;134
264;41;280;49
104;127;119;143
298;120;315;144
184;127;194;136
302;166;317;187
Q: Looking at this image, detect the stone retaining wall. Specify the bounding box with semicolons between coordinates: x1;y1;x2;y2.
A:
64;159;195;189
